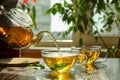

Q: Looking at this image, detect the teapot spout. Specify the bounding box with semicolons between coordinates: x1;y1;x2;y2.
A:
31;31;60;50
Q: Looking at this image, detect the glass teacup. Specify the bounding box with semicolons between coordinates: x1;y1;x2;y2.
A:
80;46;101;65
72;46;101;73
80;46;101;73
41;49;79;73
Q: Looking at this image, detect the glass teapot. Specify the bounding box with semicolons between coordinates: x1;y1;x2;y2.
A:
0;6;59;49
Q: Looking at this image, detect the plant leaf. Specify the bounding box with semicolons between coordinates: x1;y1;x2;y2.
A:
78;25;84;33
50;63;69;71
79;37;83;47
29;64;45;69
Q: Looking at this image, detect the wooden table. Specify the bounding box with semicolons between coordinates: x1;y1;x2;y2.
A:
0;58;120;80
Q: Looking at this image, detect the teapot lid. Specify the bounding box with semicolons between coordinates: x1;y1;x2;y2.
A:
0;5;33;27
4;8;33;27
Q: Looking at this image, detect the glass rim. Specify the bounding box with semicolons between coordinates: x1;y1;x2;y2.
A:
41;49;79;54
71;46;101;52
71;46;101;49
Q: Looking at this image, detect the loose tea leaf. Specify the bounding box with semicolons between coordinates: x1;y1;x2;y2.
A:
50;63;69;71
29;63;45;69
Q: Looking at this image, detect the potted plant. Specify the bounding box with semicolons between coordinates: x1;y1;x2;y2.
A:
45;0;120;57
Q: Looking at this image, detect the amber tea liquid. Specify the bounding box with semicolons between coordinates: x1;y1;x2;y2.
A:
42;52;77;73
78;50;100;64
0;27;33;48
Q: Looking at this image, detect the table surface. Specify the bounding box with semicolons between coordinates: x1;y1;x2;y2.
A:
0;58;120;80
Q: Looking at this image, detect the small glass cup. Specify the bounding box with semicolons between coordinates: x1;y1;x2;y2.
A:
81;46;101;73
81;46;101;65
41;49;79;73
72;46;101;73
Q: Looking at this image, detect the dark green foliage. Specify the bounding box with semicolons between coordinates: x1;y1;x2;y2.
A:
107;46;118;58
79;37;83;47
46;0;120;49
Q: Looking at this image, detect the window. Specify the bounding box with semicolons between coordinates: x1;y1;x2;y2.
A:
33;0;120;37
31;0;72;41
29;0;120;47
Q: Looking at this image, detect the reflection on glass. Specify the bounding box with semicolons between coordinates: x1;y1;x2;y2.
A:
50;72;73;80
85;64;98;73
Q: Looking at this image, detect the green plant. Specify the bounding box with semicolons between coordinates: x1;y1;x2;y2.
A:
107;46;118;58
46;0;120;46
